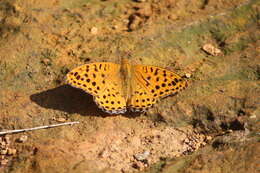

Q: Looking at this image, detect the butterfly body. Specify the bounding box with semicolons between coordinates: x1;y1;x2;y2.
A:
66;58;187;114
119;58;132;102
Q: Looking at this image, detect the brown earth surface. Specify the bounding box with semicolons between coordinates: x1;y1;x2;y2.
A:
0;0;259;173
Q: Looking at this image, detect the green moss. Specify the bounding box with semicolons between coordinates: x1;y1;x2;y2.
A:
157;0;259;60
141;160;166;173
141;152;199;173
40;48;57;61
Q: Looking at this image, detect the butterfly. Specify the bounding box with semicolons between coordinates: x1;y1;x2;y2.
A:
66;58;188;114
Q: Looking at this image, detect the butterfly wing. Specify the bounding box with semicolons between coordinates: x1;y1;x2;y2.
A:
66;62;127;114
127;81;157;112
128;64;188;112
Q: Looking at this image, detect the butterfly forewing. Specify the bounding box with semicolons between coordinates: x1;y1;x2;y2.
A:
67;62;127;114
133;65;188;100
67;63;113;95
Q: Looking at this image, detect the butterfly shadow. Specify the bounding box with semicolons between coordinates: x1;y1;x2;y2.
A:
30;85;110;117
30;85;141;118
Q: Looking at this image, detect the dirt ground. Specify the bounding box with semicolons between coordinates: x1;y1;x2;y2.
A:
0;0;259;173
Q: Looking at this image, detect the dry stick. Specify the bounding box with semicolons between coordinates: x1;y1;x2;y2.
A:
0;121;80;136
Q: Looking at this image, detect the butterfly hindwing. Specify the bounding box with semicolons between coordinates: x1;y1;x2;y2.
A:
128;81;157;112
94;86;127;114
67;62;127;114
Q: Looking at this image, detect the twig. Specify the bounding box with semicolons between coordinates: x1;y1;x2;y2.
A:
0;121;80;136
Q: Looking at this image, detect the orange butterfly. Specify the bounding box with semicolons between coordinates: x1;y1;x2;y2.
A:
67;58;187;114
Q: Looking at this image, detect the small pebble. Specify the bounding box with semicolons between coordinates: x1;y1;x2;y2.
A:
168;14;178;20
112;25;118;30
90;27;98;35
99;149;109;158
0;149;8;155
135;0;146;2
128;15;142;31
185;73;191;78
56;117;67;122
249;114;256;119
206;136;212;141
17;135;28;143
134;151;150;161
175;153;181;157
202;44;222;56
41;58;51;65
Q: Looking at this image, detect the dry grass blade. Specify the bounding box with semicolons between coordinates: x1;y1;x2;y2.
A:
0;122;80;136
